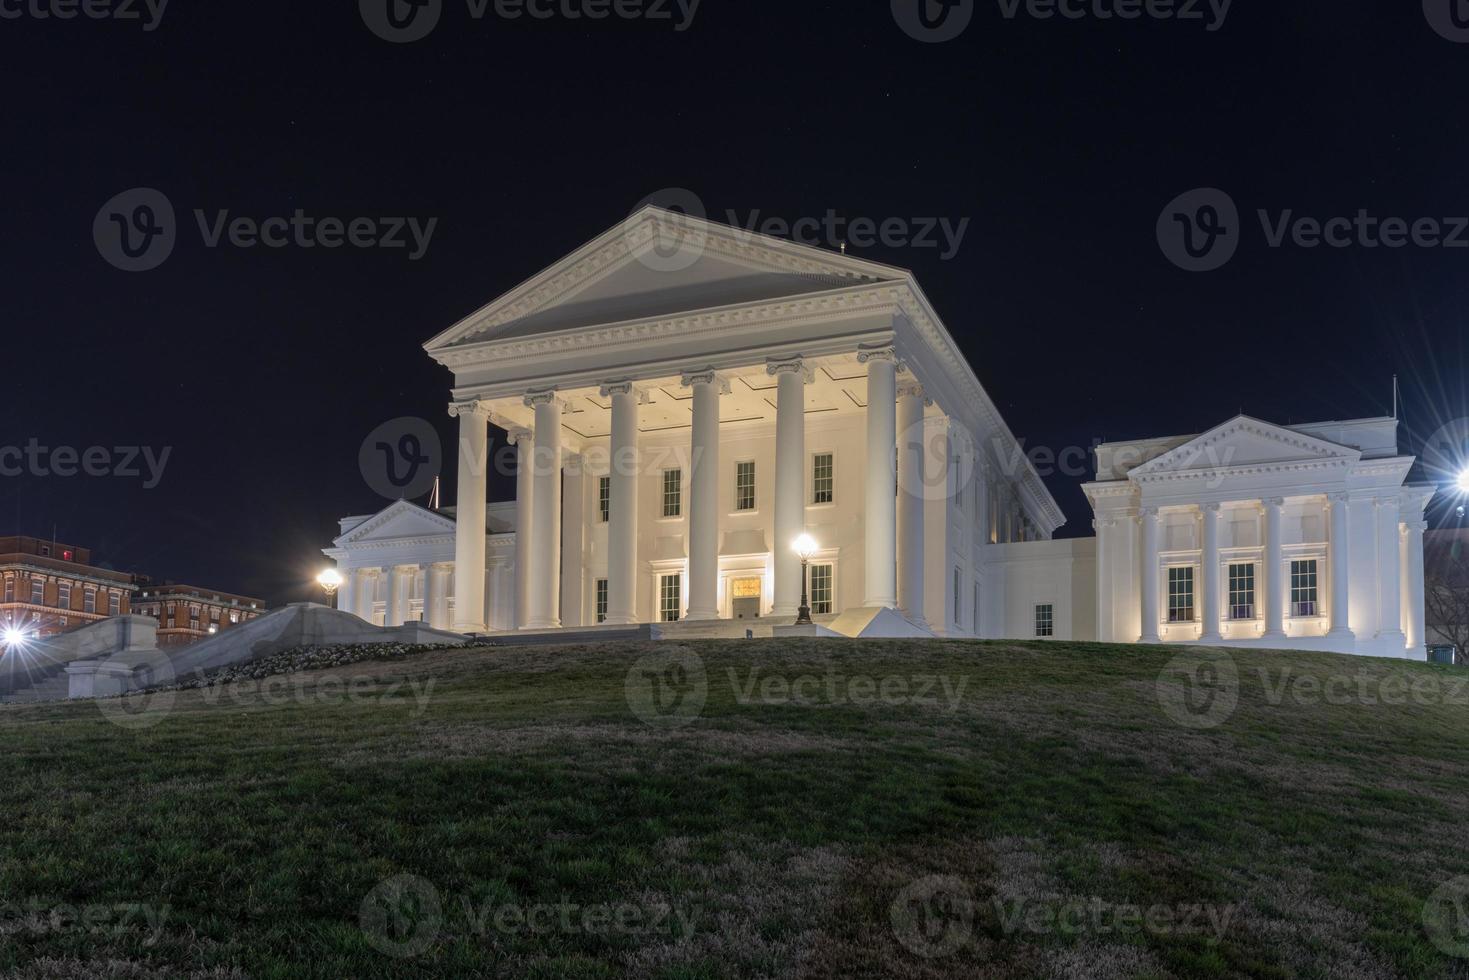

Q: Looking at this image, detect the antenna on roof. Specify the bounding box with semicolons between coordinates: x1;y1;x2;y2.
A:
429;476;441;511
1392;375;1399;421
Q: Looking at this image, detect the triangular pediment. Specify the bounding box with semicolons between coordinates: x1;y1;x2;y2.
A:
334;501;456;547
423;206;906;352
1130;416;1360;479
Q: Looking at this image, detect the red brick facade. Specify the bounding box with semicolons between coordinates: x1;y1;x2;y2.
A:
0;536;134;638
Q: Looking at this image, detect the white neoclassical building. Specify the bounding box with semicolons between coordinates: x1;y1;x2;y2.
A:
324;206;1435;658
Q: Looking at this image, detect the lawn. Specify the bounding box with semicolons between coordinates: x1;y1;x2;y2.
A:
1;638;1467;979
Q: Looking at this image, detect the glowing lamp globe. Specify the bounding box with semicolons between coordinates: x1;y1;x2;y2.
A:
793;534;818;561
316;569;344;597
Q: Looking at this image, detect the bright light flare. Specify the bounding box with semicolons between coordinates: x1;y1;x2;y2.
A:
316;569;344;594
2;627;27;648
1457;468;1469;494
792;534;819;560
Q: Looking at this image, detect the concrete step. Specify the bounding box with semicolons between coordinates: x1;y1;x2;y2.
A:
0;672;70;704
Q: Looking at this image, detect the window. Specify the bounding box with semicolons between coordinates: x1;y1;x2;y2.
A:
189;612;200;631
40;545;50;557
812;453;834;504
1035;604;1054;638
57;583;71;609
1167;566;1194;623
230;610;240;624
1290;559;1319;617
735;461;756;512
30;578;44;604
595;579;609;623
662;469;682;518
3;578;13;602
84;590;96;614
809;564;833;615
598;477;611;523
954;568;962;623
109;593;121;615
1227;563;1255;620
659;574;681;623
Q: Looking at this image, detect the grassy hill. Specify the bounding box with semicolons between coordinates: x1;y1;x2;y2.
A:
2;638;1468;979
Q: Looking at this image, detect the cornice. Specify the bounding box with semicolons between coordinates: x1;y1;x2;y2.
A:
1132;457;1354;484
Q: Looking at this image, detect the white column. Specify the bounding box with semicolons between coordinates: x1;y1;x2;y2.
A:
1375;497;1405;645
1200;503;1221;642
1327;493;1354;640
1405;519;1427;658
601;383;641;624
897;380;928;629
449;400;491;632
682;370;727;621
336;567;354;616
386;566;407;627
860;344;899;608
525;391;563;630
1140;507;1160;642
510;428;534;629
1263;498;1286;640
768;357;809;617
353;568;376;621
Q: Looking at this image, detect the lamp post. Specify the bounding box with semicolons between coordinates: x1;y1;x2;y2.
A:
316;569;343;607
793;533;818;626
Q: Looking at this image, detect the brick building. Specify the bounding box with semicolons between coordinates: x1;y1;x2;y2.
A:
130;581;267;647
0;536;134;639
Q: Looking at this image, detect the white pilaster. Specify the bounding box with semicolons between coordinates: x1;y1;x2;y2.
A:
1140;507;1160;642
601;383;642;625
1405;519;1427;658
769;357;810;617
859;344;899;609
337;567;355;618
1200;503;1221;642
897;380;929;629
386;565;407;627
449;400;491;633
1375;497;1405;646
424;563;451;629
561;452;586;628
682;370;728;621
509;428;534;630
353;568;376;622
1328;493;1354;640
525;391;563;630
1263;498;1286;640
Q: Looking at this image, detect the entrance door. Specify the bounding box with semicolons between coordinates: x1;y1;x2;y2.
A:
731;577;762;619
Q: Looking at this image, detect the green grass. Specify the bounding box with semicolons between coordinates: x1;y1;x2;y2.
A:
2;639;1468;978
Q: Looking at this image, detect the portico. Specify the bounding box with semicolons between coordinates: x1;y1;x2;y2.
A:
416;206;1058;635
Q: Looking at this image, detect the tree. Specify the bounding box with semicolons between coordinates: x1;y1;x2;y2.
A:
1425;530;1469;665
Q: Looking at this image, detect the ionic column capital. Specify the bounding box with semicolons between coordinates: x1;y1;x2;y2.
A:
1403;520;1429;534
679;369;730;394
449;399;492;420
1327;491;1350;505
766;356;814;382
1139;506;1159;520
1262;497;1285;509
856;342;898;365
1201;502;1221;515
524;388;563;409
600;380;652;402
505;426;533;447
896;380;927;401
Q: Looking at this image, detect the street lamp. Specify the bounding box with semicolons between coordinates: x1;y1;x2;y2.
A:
793;533;818;626
316;568;344;606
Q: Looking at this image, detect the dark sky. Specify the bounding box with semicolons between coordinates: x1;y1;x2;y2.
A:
3;0;1467;607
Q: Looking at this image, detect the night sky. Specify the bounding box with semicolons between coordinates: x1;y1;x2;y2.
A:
3;0;1466;607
